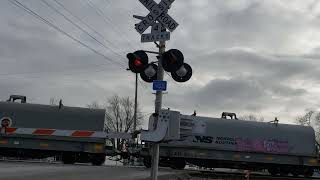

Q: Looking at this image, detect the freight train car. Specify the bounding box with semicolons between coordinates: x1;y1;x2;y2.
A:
141;110;319;177
0;95;107;165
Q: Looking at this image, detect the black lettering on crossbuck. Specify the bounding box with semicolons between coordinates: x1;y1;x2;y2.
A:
135;0;179;34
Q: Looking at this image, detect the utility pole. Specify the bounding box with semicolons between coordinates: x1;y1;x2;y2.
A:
151;41;165;180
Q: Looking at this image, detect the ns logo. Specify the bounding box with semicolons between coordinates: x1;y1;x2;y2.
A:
192;136;213;144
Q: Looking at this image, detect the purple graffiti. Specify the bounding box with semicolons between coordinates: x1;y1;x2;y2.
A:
236;138;288;153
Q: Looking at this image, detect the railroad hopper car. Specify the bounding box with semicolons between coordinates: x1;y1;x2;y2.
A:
0;95;106;165
142;111;319;177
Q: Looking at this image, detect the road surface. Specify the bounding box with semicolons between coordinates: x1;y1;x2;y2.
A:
0;161;173;180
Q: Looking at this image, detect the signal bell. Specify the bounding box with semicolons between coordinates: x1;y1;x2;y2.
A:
162;49;184;72
171;63;192;82
127;50;148;73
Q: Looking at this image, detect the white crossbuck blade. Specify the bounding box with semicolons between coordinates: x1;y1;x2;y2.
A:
135;0;179;34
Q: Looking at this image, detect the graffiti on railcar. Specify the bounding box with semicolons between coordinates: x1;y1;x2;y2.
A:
236;138;289;153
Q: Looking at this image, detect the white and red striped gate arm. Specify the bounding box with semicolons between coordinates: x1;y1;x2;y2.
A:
0;127;132;139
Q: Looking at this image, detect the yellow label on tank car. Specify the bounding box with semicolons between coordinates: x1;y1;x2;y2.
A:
40;143;49;147
94;144;103;152
0;140;8;144
308;158;318;166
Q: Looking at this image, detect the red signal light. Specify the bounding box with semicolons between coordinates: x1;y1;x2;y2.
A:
134;58;142;66
168;53;177;64
162;49;184;72
127;50;148;73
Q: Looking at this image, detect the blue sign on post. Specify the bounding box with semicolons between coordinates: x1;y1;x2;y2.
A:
153;80;167;91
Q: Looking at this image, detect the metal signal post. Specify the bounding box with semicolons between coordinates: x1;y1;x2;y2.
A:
151;41;165;180
131;1;187;180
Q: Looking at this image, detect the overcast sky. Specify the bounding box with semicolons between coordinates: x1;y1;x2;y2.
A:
1;0;320;125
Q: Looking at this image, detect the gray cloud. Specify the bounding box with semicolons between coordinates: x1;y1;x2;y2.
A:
0;0;320;125
163;48;313;122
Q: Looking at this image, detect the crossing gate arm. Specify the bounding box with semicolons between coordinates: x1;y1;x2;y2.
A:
0;127;133;139
0;109;181;141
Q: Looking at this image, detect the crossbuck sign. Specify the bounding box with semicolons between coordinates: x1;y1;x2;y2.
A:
135;0;179;43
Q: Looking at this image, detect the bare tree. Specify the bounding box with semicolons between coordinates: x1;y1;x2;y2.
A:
49;97;57;105
314;112;320;127
296;109;320;143
104;95;143;133
87;95;144;151
239;114;264;122
86;101;100;109
296;110;315;126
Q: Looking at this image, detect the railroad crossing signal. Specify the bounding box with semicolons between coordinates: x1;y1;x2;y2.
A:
140;63;158;83
161;49;184;72
134;0;179;43
171;63;192;82
161;49;192;82
127;49;192;83
131;1;184;180
135;0;179;34
127;50;149;73
127;50;158;83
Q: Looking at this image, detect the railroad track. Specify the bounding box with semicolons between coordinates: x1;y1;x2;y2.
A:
187;170;320;180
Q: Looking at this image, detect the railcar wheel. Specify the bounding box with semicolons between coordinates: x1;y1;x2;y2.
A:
279;167;290;176
290;167;301;177
268;167;279;176
304;167;314;177
62;152;76;164
170;159;186;170
91;154;105;166
291;171;299;177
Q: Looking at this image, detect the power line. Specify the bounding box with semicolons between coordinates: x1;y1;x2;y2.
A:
0;60;119;76
53;0;108;41
0;68;106;79
103;0;145;22
51;0;127;62
84;0;138;50
41;0;126;64
102;0;145;51
8;0;126;69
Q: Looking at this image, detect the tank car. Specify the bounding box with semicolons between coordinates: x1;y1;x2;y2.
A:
141;110;319;177
0;95;106;165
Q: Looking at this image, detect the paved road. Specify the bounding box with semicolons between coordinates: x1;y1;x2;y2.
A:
0;161;172;180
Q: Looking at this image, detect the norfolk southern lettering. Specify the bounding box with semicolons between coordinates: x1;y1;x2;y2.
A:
193;136;213;143
215;137;237;145
193;136;237;145
136;0;178;34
